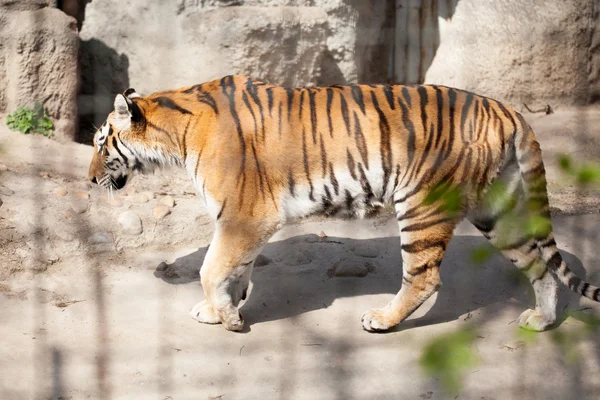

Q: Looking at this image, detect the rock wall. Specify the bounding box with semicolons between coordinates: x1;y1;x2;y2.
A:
0;3;79;141
424;0;598;108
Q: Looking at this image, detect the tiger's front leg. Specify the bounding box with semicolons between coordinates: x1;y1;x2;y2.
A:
189;221;275;331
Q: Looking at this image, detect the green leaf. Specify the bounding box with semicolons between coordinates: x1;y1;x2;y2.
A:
559;154;571;172
577;164;600;185
420;327;478;394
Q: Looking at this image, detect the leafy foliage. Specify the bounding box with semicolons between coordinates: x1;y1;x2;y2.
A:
420;327;478;394
559;154;600;185
6;104;54;137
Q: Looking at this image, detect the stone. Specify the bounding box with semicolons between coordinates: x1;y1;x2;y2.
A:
79;2;328;129
130;193;149;204
118;210;143;235
39;171;50;179
0;0;56;11
53;224;77;241
74;191;89;200
0;185;14;196
424;0;596;107
255;254;272;267
0;198;2;208
55;187;68;197
68;196;88;214
0;164;7;172
160;196;176;208
88;232;112;244
0;8;78;141
153;205;171;219
351;244;378;259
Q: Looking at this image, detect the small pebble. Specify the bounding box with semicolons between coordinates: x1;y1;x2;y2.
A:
351;244;379;258
0;186;14;196
160;196;176;208
130;193;149;203
69;197;88;214
74;191;89;200
89;232;112;244
153;205;171;219
118;210;143;235
55;187;68;197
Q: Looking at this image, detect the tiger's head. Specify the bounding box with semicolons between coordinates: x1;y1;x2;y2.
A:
88;89;147;190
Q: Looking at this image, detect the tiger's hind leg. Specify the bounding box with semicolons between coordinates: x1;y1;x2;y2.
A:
469;215;558;332
190;221;275;331
361;200;460;332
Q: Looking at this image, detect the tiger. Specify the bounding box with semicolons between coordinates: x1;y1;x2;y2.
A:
88;75;600;332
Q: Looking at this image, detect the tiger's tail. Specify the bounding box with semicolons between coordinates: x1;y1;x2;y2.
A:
514;115;600;302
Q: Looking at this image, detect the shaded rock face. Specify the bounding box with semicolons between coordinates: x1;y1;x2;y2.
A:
425;0;598;107
0;6;78;141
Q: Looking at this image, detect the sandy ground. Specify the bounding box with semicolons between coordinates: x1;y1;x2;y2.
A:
1;108;600;400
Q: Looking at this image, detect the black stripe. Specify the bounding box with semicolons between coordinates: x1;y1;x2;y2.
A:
445;88;457;160
401;216;454;232
547;252;562;271
371;91;392;196
417;86;429;135
246;80;266;141
434;86;444;148
221;76;246;184
568;276;581;291
347;150;357;180
152;97;191;114
344;189;354;210
302;128;315;201
351;86;366;114
500;235;532;251
320;134;327;178
250;141;265;200
181;116;191;161
340;94;351;136
241;91;258;138
581;282;590;296
329;162;339;195
401;239;446;254
357;163;373;199
401;87;412;108
266;87;274;115
406;260;442;277
288;170;296;197
383;85;395;110
326;88;334;138
309;89;318;144
354;112;369;169
593;288;600;301
111;136;129;163
216;199;227;220
278;101;283;137
299;90;305;120
197;92;218;115
397;95;416;181
285;88;294;121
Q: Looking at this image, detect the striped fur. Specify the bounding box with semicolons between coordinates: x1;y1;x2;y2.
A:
89;76;599;332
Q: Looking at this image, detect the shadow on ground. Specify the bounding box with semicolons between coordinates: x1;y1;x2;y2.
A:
154;234;587;331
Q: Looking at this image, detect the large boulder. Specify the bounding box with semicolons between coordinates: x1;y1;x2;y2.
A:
425;0;595;108
0;6;79;141
79;2;328;134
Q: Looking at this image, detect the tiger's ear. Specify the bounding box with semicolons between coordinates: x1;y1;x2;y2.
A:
124;88;141;99
113;93;144;124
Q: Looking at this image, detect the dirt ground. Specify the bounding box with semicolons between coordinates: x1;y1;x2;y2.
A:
1;107;600;400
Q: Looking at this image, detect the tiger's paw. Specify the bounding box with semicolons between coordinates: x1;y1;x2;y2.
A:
189;300;220;324
518;308;554;332
361;308;396;332
221;310;244;332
